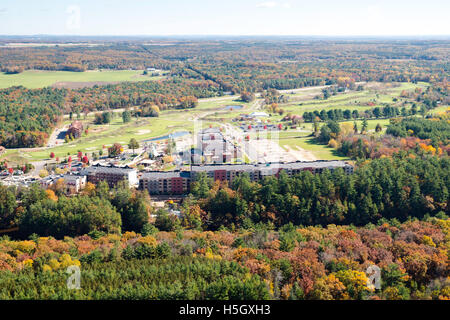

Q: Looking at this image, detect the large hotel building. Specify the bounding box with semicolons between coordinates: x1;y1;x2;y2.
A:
139;161;353;195
82;166;139;188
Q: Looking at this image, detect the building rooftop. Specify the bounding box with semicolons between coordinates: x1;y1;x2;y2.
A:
139;161;353;181
63;174;86;182
69;121;83;130
191;161;352;173
141;171;191;180
200;128;222;134
82;166;137;175
250;112;269;117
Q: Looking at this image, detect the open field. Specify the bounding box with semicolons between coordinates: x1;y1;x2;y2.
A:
253;117;394;161
273;131;347;161
275;82;430;116
340;119;392;131
0;70;163;89
428;105;450;115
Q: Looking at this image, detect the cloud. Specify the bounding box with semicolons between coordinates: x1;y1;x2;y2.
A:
256;1;278;8
282;3;292;9
0;8;7;14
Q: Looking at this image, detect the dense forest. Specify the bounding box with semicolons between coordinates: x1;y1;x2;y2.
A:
66;77;220;113
190;157;449;229
333;115;450;160
386;117;450;143
0;87;65;148
0;135;449;301
0;157;447;239
0;218;448;300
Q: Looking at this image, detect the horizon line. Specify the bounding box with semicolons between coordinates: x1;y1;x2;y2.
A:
1;34;450;38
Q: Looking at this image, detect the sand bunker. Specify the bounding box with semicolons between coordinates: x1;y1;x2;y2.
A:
136;129;152;135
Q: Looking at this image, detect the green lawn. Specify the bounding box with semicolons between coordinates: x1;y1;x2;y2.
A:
340;119;392;131
428;105;449;115
0;70;161;89
277;82;430;116
276;131;347;160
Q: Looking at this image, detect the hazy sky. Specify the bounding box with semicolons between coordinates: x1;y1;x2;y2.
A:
0;0;449;36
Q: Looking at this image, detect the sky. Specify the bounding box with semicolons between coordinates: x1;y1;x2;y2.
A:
0;0;449;36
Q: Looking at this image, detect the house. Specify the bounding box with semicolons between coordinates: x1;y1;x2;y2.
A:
67;121;84;139
63;175;87;194
250;112;269;118
139;159;156;168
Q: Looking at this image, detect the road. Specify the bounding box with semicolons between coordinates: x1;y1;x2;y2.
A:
47;125;69;147
30;160;47;177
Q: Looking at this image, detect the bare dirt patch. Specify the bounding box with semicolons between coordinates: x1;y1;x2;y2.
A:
136;129;152;136
290;146;317;161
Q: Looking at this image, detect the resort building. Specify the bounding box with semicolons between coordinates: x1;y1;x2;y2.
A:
139;161;353;195
140;171;191;195
82;166;138;188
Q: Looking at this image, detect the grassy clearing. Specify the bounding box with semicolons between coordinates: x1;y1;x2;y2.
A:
276;131;347;160
277;82;429;115
0;70;161;89
428;105;449;115
194;97;249;111
340;119;392;131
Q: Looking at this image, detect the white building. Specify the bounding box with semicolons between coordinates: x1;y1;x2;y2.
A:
63;175;87;194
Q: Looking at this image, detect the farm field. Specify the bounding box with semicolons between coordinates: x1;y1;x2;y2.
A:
0;70;163;89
